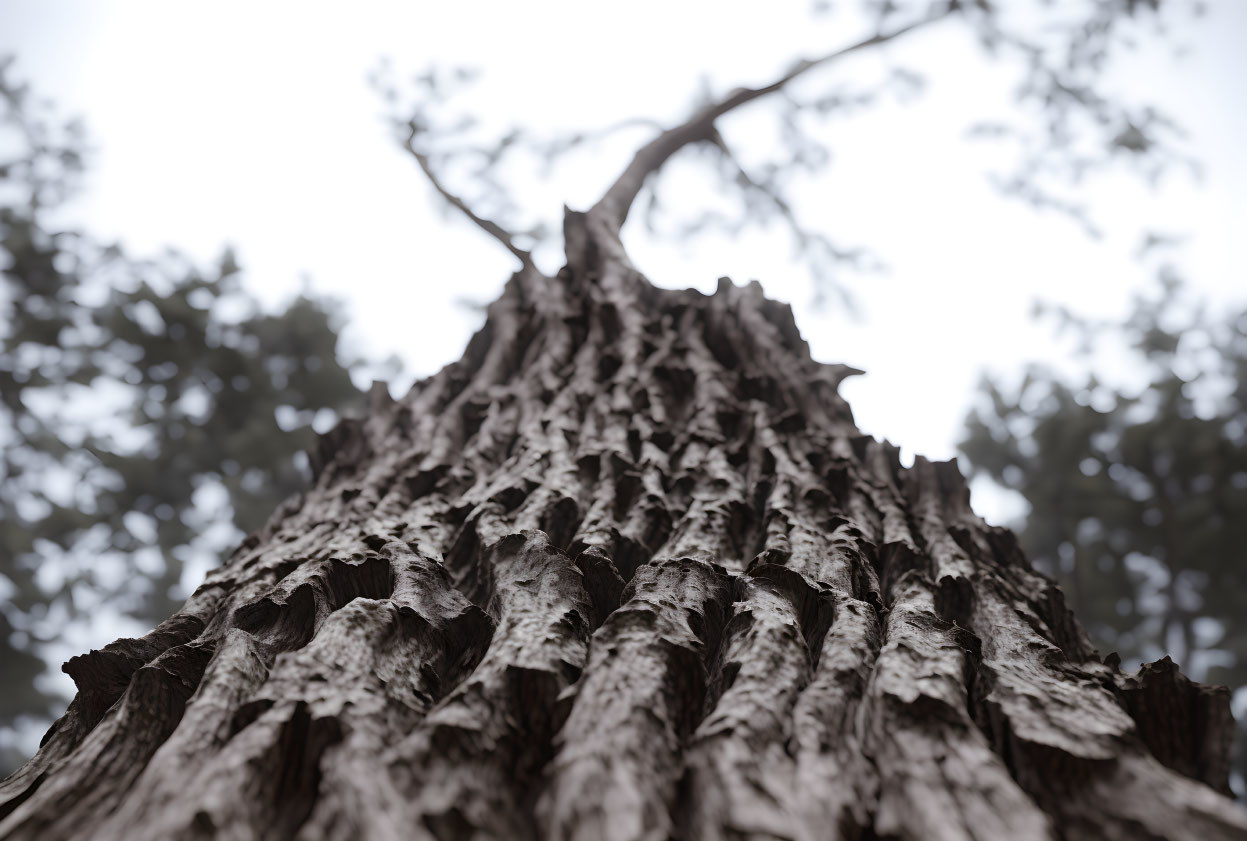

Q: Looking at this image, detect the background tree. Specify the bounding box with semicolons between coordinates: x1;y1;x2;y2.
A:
379;0;1202;296
0;58;378;769
960;271;1247;793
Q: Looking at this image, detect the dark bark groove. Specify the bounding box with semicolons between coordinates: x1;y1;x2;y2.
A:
2;216;1243;840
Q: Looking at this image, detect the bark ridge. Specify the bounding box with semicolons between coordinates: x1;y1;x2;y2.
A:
2;256;1243;841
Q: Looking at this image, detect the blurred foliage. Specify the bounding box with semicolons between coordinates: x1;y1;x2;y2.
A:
0;58;372;767
960;273;1247;792
377;0;1203;305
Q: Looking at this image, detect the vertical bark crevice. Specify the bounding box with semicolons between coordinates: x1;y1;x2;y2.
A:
370;531;594;841
861;571;1055;841
537;557;733;841
675;567;834;840
5;234;1244;839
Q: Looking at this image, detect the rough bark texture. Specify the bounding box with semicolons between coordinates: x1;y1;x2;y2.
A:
2;214;1244;841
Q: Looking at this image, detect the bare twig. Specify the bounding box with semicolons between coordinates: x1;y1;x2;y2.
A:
537;116;665;159
703;127;869;313
705;127;805;244
403;121;536;271
590;9;950;231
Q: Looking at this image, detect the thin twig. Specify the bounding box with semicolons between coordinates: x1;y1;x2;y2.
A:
704;127;806;246
404;121;535;271
590;10;950;231
705;127;866;315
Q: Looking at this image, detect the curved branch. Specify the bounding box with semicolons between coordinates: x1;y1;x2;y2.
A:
705;127;804;244
589;10;950;232
705;127;870;313
403;121;535;271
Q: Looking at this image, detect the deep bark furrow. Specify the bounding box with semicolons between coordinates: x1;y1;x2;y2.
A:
537;557;733;841
677;574;822;840
1113;657;1235;793
788;592;881;840
862;573;1055;841
0;641;216;841
357;531;594;841
92;630;271;841
0;592;218;819
5;239;1244;840
902;456;1247;839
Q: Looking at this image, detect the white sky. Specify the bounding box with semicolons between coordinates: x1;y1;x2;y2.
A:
1;0;1244;535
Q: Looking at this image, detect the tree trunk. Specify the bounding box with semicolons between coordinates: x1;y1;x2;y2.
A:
1;213;1243;841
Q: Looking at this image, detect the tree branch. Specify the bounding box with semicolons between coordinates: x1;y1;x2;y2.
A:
589;10;950;232
705;126;870;312
705;127;804;244
403;121;536;271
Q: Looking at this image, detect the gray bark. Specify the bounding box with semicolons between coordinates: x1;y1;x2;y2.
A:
1;212;1243;841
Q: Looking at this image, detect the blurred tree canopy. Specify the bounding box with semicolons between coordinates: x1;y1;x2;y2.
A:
0;58;374;767
960;273;1247;790
382;0;1204;302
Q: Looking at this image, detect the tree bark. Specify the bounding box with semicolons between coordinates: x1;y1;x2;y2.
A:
1;213;1243;841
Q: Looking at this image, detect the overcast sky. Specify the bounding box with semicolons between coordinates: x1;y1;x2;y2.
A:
2;0;1244;533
